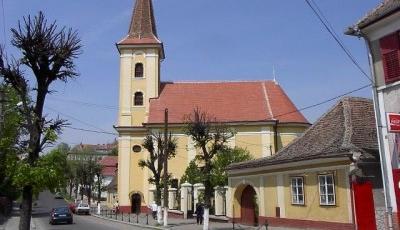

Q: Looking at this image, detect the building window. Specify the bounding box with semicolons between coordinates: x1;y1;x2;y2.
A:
134;92;143;106
380;32;400;84
135;63;144;78
318;174;335;206
132;145;142;153
291;177;304;205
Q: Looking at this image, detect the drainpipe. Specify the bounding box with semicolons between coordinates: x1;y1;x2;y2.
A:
273;119;279;153
362;32;395;230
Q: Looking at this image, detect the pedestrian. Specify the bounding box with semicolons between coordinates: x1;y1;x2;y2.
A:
199;204;204;224
195;203;204;225
114;200;119;214
150;201;158;219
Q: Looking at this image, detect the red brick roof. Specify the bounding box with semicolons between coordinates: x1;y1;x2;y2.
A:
118;0;161;45
99;156;117;176
147;81;308;124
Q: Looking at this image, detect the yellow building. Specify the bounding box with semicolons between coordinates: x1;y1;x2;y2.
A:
115;0;309;213
227;97;382;229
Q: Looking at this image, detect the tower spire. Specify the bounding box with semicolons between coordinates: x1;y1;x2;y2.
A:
118;0;162;45
118;0;164;59
129;0;159;40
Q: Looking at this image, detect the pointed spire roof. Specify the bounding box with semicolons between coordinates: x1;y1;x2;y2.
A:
118;0;162;45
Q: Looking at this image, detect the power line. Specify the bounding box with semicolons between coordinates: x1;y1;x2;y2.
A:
46;106;117;135
270;83;371;120
304;0;373;83
47;96;118;110
66;126;117;136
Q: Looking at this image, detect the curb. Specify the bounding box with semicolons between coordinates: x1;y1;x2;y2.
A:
91;214;166;230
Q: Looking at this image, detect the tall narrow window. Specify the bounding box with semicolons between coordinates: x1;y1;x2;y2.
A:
135;63;144;78
291;177;304;205
134;92;143;106
318;174;335;205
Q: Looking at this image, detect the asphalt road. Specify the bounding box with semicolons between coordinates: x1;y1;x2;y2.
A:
32;191;142;230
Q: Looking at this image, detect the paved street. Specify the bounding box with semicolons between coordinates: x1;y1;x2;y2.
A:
31;191;142;230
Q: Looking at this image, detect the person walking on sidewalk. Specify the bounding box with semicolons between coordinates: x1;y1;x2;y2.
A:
149;201;158;219
195;203;204;225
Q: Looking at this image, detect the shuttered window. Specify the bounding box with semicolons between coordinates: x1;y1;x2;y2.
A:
380;32;400;84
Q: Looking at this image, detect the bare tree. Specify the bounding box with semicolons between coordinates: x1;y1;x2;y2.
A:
0;12;81;230
184;108;234;229
139;132;176;222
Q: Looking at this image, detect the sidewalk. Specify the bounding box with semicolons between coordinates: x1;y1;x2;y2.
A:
91;209;301;230
0;202;36;230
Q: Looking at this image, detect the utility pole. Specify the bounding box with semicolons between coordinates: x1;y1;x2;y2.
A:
163;108;168;227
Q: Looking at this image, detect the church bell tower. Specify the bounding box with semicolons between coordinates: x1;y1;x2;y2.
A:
117;0;164;127
116;0;164;211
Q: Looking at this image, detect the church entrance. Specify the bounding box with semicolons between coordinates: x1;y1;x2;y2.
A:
131;193;141;214
240;185;258;226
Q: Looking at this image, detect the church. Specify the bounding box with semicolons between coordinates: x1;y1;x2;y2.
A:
115;0;310;214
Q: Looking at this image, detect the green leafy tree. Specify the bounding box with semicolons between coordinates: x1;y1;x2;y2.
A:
139;132;177;206
211;147;253;187
0;85;22;200
0;12;81;229
184;107;234;223
180;160;203;185
5;146;68;196
75;159;102;205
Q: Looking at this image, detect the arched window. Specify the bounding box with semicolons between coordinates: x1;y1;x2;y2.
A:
135;63;143;78
134;92;143;106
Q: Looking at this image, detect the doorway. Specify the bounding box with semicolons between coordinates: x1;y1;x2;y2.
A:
240;185;257;226
131;193;141;214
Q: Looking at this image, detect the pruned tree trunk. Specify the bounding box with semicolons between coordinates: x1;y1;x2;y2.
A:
69;181;73;197
19;185;33;230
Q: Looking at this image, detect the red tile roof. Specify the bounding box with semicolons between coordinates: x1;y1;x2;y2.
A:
99;156;118;176
147;81;308;124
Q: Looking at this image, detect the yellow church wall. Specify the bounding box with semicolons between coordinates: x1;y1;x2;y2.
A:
129;138;146;196
235;134;263;158
168;135;190;179
131;107;146;126
275;126;304;152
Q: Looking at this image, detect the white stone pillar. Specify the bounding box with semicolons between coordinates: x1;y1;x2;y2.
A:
180;182;192;219
214;186;225;216
193;183;205;209
168;188;177;209
223;186;229;216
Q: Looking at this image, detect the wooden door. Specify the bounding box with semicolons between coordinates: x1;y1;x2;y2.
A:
241;185;257;226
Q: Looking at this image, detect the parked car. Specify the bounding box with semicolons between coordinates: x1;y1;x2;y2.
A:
68;203;76;214
76;203;90;215
54;192;63;199
49;206;73;225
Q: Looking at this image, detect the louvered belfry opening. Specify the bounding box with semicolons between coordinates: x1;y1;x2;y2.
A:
134;92;143;106
135;63;144;78
380;32;400;84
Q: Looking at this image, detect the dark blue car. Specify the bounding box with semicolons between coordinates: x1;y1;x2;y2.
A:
49;206;73;225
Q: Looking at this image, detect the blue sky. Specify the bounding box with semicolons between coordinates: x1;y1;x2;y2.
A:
1;0;380;146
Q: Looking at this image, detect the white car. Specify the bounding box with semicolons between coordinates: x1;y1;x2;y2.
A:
76;203;90;215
